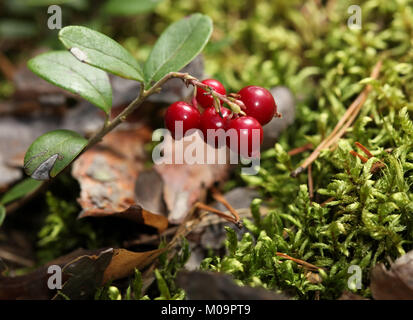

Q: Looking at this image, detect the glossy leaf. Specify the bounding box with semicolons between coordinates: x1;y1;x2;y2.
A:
59;26;144;81
24;129;88;180
28;51;112;113
0;178;43;205
144;13;212;85
103;0;164;16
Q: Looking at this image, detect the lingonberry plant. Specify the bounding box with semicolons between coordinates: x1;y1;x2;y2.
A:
21;13;279;184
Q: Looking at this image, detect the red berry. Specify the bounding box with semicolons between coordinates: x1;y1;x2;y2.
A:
200;106;231;147
196;79;226;109
164;101;201;138
238;86;277;125
226;116;263;157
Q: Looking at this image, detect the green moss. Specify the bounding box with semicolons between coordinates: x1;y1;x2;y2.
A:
36;192;98;264
156;0;413;299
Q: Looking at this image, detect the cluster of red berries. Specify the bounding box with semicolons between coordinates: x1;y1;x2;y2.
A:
164;79;277;157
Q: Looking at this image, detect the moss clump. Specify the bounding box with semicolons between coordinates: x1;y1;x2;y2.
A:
182;0;413;299
36;192;98;264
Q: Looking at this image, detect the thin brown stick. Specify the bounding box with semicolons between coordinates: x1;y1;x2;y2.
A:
320;197;335;207
308;164;314;200
291;60;382;177
275;252;323;271
349;150;368;163
355;142;373;158
211;187;241;224
351;142;385;173
288;143;313;156
195;202;239;226
0;248;35;268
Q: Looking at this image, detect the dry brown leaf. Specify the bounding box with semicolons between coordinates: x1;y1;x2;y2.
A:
55;248;114;300
72;127;168;232
102;248;165;284
0;248;106;299
371;250;413;300
0;246;165;299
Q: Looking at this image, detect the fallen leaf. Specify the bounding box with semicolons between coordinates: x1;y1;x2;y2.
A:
134;169;167;215
54;248;114;300
72;127;169;232
371;250;413;300
0;246;165;299
0;248;102;299
102;248;164;284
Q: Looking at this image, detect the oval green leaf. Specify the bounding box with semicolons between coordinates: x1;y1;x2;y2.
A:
59;26;144;82
28;51;112;113
0;178;43;205
103;0;164;16
24;129;88;181
0;205;5;227
144;13;212;86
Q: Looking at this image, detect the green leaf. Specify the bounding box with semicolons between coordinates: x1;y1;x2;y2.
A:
24;129;88;180
103;0;164;16
59;26;144;82
0;178;43;205
144;13;212;85
28;51;112;113
0;205;5;227
154;269;171;299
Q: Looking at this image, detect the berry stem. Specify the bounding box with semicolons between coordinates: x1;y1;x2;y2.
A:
185;77;246;115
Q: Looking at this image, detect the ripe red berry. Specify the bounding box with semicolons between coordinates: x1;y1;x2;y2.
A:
164;101;201;138
196;79;226;109
238;86;277;125
226;116;263;157
200;106;231;147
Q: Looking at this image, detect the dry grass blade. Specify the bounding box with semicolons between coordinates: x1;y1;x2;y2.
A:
291;60;382;177
276;252;323;272
211;187;242;227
